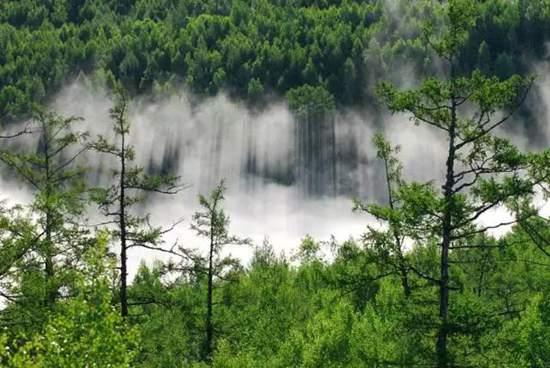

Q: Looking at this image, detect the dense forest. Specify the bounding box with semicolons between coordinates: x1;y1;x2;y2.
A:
1;0;550;119
1;0;550;367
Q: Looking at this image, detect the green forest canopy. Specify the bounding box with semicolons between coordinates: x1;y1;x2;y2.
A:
1;0;550;119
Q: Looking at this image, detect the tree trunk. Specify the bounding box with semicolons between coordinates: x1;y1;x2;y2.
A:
437;95;457;368
120;130;128;318
396;247;411;298
205;224;215;360
44;212;56;305
43;127;56;306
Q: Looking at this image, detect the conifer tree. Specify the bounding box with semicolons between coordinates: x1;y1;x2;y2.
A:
191;180;249;361
90;89;183;318
0;110;89;315
374;0;543;365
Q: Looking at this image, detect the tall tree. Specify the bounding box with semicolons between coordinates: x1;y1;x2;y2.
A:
191;180;249;361
90;89;183;318
0;110;89;313
376;0;542;366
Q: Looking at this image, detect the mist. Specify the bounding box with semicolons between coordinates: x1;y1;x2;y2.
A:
0;72;547;279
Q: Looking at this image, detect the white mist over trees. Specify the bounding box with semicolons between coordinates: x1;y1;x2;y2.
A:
0;69;547;277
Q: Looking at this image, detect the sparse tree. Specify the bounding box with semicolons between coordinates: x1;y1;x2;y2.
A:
0;110;89;314
191;180;249;361
90;89;184;318
375;0;544;366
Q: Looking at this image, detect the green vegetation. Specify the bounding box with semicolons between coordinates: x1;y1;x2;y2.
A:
0;0;549;367
89;87;183;317
1;0;550;119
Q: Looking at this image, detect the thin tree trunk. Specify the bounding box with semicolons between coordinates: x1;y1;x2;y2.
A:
437;94;457;368
120;129;128;318
44;212;56;305
205;222;215;360
43;127;56;306
395;247;411;298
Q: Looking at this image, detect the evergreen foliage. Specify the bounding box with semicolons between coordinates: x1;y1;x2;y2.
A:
1;0;550;119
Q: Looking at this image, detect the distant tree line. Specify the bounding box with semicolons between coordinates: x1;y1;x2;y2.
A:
1;0;550;120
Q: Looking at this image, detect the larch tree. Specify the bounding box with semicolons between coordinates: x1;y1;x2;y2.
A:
0;110;90;317
190;180;249;361
375;0;545;366
90;89;184;318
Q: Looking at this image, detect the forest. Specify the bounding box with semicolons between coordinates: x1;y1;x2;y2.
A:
1;0;550;118
0;0;550;367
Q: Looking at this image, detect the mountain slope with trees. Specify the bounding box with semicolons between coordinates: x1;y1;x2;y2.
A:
1;0;550;119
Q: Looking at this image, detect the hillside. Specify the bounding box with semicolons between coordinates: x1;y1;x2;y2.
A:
1;0;550;119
